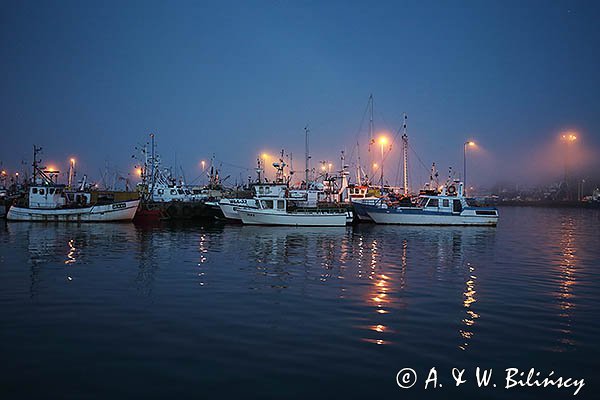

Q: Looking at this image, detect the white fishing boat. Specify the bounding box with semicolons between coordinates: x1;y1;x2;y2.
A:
7;191;140;222
364;181;498;226
7;148;139;222
237;197;348;226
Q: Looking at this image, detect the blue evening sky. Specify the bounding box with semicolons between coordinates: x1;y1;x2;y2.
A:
1;0;599;188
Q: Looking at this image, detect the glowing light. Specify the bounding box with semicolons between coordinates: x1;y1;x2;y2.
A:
467;141;476;146
261;153;269;159
321;165;326;171
46;166;56;172
562;132;577;142
1;170;6;175
373;163;378;168
70;158;76;164
135;168;142;176
378;136;388;145
200;160;206;170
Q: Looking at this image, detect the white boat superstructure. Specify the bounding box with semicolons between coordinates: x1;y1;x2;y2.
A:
237;197;348;226
218;183;288;221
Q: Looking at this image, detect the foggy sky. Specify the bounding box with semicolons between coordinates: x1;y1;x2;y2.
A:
1;0;599;190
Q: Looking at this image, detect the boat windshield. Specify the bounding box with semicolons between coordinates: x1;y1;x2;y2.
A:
260;199;274;209
416;197;429;207
426;198;439;208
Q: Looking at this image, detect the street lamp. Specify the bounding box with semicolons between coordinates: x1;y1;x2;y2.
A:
68;158;76;189
379;136;388;189
561;132;577;200
463;141;476;196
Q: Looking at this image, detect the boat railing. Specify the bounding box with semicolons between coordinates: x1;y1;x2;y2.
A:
290;207;347;215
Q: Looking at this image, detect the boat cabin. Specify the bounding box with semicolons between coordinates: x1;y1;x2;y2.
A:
151;184;208;202
416;195;467;214
255;197;288;213
28;185;92;209
252;184;288;198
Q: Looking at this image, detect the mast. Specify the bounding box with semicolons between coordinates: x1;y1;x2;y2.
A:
304;125;310;189
356;141;362;185
429;162;439;191
150;133;156;199
401;113;409;195
368;94;374;183
32;145;42;183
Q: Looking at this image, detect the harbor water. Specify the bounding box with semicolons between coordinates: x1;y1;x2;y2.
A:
1;206;599;399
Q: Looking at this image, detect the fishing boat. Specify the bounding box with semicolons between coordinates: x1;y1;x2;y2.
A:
237;197;348;226
7;147;139;222
7;189;139;222
132;134;223;220
364;180;498;226
219;183;288;221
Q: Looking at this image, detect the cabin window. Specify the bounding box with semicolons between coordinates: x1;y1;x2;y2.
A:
39;189;45;195
427;198;439;208
177;189;184;195
261;200;273;209
32;188;38;194
258;187;264;194
170;189;177;195
453;199;462;213
49;188;55;194
443;199;449;207
185;190;191;195
277;200;285;209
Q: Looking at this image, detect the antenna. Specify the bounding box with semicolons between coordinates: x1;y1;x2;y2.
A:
304;125;310;188
150;133;156;199
401;113;409;195
368;94;374;174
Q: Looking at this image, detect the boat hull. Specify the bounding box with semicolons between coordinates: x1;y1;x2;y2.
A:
350;197;382;222
7;200;140;222
366;207;498;226
218;199;256;221
237;209;347;226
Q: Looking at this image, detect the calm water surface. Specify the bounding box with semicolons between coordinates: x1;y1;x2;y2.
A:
1;207;599;399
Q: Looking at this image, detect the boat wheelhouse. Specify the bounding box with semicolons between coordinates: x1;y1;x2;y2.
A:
218;183;288;220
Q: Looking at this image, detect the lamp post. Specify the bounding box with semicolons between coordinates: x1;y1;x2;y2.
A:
561;133;577;200
68;158;76;189
463;141;475;196
379;136;388;190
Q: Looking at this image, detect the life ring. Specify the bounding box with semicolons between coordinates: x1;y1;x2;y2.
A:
447;185;456;195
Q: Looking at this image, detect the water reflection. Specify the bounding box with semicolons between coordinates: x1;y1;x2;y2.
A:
554;216;579;349
65;239;78;265
459;262;479;351
353;226;495;348
238;226;349;290
6;222;138;296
